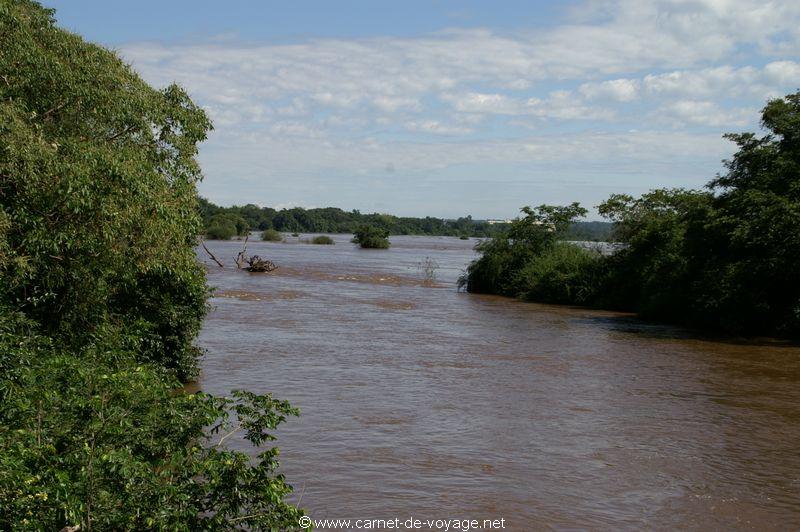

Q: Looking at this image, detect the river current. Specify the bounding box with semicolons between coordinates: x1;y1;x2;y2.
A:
197;234;800;531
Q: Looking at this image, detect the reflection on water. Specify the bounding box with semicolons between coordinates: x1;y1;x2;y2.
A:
197;234;800;530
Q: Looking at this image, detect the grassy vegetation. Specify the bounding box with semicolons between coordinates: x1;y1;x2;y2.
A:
311;235;335;245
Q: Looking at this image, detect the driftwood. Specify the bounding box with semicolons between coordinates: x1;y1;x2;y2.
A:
234;233;250;269
244;255;277;273
200;239;224;267
201;234;275;272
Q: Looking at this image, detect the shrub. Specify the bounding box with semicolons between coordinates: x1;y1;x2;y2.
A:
352;225;390;249
206;220;237;240
459;235;470;240
515;243;605;305
261;228;284;242
311;235;335;245
206;214;248;240
459;204;586;295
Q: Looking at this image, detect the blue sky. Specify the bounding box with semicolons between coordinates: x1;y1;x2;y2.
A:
44;1;800;218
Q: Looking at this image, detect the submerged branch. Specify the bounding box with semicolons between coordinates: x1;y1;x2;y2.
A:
200;239;224;267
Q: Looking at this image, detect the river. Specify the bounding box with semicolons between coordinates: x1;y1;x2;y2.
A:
197;234;800;531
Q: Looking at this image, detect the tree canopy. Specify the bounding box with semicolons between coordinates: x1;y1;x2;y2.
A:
0;2;305;528
463;92;800;338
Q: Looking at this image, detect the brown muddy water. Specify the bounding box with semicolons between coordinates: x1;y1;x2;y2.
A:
197;234;800;531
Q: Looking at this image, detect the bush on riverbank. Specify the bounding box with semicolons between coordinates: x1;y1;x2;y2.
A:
0;2;305;528
459;203;588;296
516;243;606;305
353;225;391;249
462;92;800;338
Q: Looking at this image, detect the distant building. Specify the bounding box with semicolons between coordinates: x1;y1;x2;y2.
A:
485;219;514;225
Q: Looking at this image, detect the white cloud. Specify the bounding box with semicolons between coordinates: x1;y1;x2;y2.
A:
372;96;421;113
660;100;755;127
117;0;800;214
440;92;519;114
404;120;474;135
763;60;800;85
525;91;617;120
579;79;640;101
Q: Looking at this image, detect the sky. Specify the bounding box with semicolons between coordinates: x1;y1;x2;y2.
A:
44;0;800;219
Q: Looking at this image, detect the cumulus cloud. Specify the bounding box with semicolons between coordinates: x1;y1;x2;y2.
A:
404;120;474;135
579;79;640;101
660;100;756;127
118;0;800;215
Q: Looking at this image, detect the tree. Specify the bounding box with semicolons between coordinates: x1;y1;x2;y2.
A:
206;213;248;240
0;0;212;376
352;224;391;249
596;189;712;316
0;2;306;527
690;92;800;335
459;203;587;295
588;92;800;335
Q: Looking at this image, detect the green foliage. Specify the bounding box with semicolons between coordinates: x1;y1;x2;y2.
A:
596;188;713;317
459;203;587;295
310;235;334;245
0;311;305;530
515;243;605;305
0;2;306;528
562;221;614;241
688;93;800;335
463;92;800;337
0;0;211;377
206;214;248;240
261;228;284;242
352;225;390;249
199;199;515;238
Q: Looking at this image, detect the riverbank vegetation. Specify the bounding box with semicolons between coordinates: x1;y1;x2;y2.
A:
199;198;612;240
0;2;304;528
461;92;800;338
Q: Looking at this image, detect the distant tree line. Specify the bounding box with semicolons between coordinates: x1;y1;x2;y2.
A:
460;92;800;338
199;198;613;241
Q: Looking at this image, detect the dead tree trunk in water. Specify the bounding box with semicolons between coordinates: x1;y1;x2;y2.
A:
234;233;249;269
200;239;224;267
